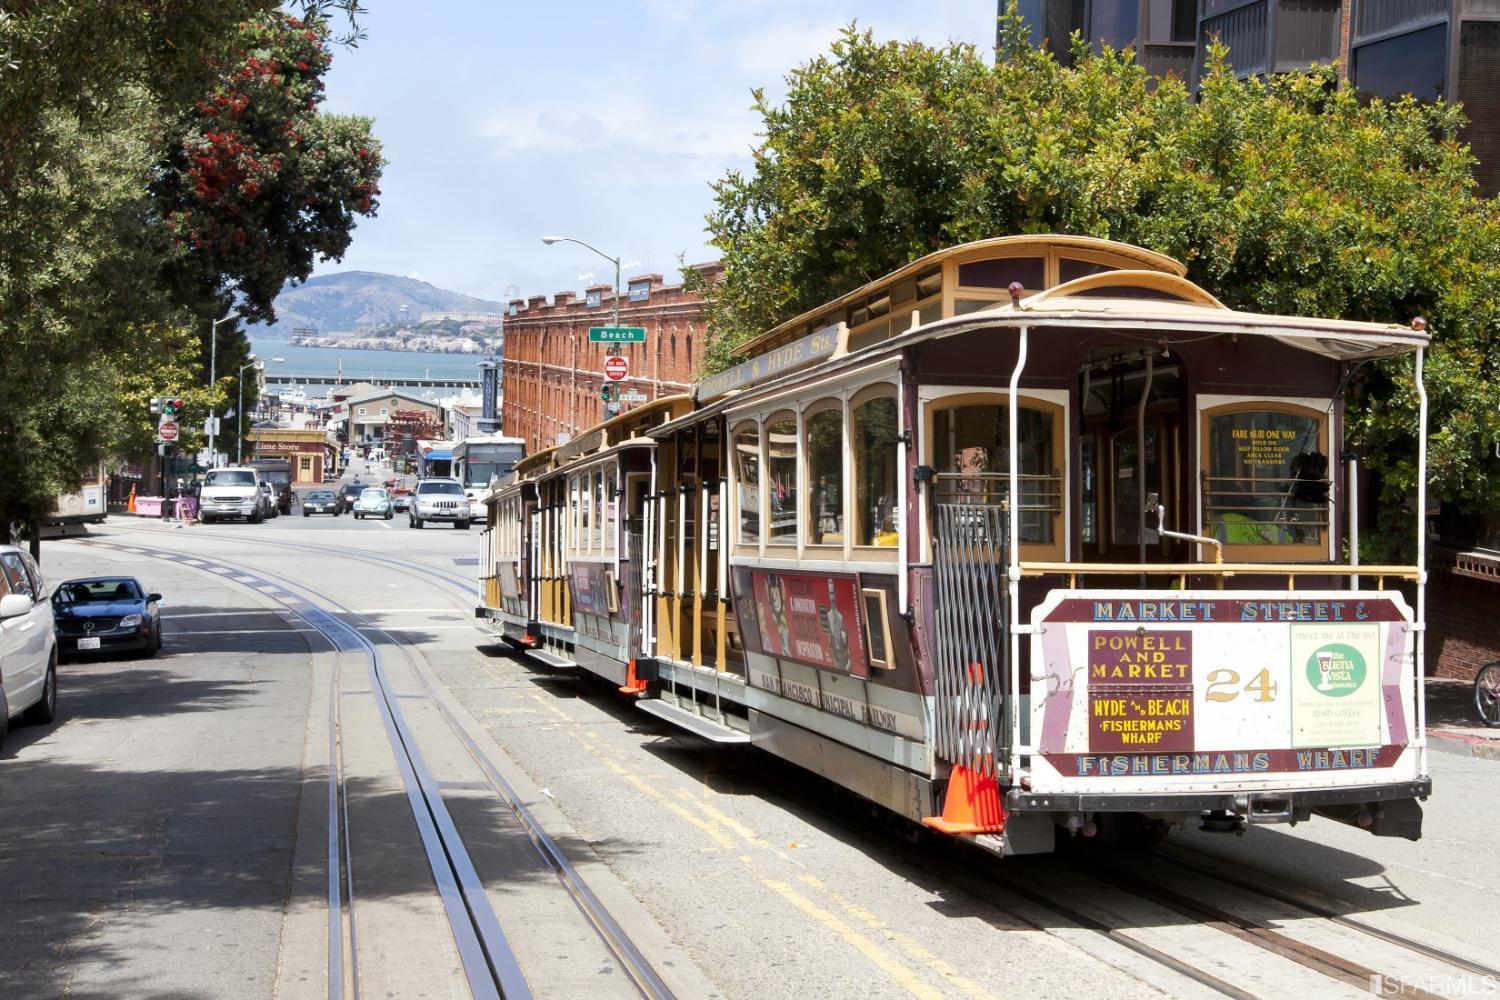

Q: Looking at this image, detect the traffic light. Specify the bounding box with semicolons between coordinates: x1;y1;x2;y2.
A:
163;397;183;416
149;396;162;415
600;384;612;401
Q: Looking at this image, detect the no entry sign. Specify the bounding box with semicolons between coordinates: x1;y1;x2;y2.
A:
605;356;629;381
157;420;180;443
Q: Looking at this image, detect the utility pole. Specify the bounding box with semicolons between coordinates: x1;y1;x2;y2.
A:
207;310;239;466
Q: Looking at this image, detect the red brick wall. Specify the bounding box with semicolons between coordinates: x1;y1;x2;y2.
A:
1424;552;1500;682
500;266;718;455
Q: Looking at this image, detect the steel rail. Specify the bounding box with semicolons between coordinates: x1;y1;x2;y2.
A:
382;630;678;1000
1081;859;1451;1000
81;540;531;1000
1156;845;1500;981
328;652;360;1000
97;531;676;997
119;524;678;998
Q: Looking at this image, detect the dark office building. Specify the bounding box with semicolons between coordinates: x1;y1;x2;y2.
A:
1009;0;1500;192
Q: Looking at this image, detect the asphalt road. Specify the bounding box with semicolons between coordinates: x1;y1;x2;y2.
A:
3;500;1497;999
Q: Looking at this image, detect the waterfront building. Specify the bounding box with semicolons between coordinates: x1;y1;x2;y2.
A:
500;266;718;455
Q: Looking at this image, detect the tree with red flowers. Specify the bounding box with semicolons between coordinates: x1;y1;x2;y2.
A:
153;11;384;324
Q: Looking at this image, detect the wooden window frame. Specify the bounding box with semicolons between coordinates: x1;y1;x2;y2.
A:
923;390;1067;563
850;383;901;560
803;399;846;554
764;408;800;552
1199;400;1330;563
731;418;762;552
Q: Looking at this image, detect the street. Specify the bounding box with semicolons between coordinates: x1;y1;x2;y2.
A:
2;511;1498;999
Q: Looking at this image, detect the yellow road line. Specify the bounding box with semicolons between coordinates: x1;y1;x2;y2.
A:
797;874;1000;1000
762;880;948;1000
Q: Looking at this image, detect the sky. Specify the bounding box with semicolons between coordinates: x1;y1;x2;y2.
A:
309;1;996;306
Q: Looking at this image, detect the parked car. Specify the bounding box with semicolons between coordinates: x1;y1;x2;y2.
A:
198;467;266;523
51;577;162;659
409;478;471;529
391;488;413;513
258;482;279;519
0;545;58;749
352;487;393;520
337;481;367;514
464;488;485;520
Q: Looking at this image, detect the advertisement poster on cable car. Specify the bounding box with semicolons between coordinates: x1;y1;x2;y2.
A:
1029;591;1417;792
748;571;868;678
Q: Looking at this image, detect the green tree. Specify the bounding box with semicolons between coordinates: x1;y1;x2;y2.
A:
0;4;380;540
700;17;1500;555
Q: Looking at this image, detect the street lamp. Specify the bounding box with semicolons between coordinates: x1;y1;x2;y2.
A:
206;310;239;465
237;356;284;463
541;235;620;326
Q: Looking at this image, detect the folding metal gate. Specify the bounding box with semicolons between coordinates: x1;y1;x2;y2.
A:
930;499;1011;778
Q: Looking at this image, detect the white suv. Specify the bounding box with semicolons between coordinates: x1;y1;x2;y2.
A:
408;478;471;530
1;544;59;749
199;467;265;523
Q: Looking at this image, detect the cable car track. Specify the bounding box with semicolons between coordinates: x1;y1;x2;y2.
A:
78;536;675;1000
89;527;1493;999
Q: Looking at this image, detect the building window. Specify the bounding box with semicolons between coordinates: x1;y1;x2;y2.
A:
1353;23;1449;103
358;407;366;416
299;456;312;475
766;411;798;546
805;404;844;546
852;391;899;548
733;421;760;545
380;408;388;417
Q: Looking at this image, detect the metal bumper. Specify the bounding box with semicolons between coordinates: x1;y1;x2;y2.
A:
1007;778;1431;816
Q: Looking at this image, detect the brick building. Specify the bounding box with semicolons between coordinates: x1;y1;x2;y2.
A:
501;264;719;454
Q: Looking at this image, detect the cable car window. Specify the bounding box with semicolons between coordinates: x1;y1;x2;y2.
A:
853;394;899;548
734;421;760;545
766;413;798;545
932;402;1058;545
957;257;1044;289
806;406;844;546
1203;406;1326;548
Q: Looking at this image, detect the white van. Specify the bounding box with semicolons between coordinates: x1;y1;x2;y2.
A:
1;544;58;748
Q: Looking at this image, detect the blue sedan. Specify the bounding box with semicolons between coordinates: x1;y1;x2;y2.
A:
352;487;393;520
52;577;163;658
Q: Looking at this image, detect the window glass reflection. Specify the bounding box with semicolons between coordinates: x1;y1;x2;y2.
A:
806;407;844;545
854;395;899;547
734;423;760;545
767;415;798;545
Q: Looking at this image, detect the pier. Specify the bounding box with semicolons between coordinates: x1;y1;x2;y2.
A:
263;373;482;390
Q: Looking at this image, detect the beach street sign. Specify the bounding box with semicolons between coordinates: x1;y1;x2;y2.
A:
589;326;646;343
604;356;630;381
618;390;647;403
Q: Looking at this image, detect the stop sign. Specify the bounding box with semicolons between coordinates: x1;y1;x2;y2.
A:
604;356;629;381
157;420;180;442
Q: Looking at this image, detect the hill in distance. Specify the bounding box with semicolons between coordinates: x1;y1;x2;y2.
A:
249;272;505;336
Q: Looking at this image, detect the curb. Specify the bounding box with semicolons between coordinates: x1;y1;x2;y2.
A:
1427;729;1500;760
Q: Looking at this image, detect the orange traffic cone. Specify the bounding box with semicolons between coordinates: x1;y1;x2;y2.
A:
618;658;649;695
126;486;136;513
923;763;1005;835
922;660;1006;835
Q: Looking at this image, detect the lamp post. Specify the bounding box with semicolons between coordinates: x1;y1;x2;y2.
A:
541;235;620;326
237;356;284;463
206;310;239;466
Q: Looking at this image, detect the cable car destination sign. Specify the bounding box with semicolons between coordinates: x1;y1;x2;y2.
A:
696;323;844;402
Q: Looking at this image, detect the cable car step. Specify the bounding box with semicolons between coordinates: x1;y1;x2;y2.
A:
524;649;578;670
636;699;752;744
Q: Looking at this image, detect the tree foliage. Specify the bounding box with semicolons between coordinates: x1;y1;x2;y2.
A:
700;17;1500;549
0;3;381;535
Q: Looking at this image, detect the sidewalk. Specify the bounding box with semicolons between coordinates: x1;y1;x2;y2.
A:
1425;677;1500;760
